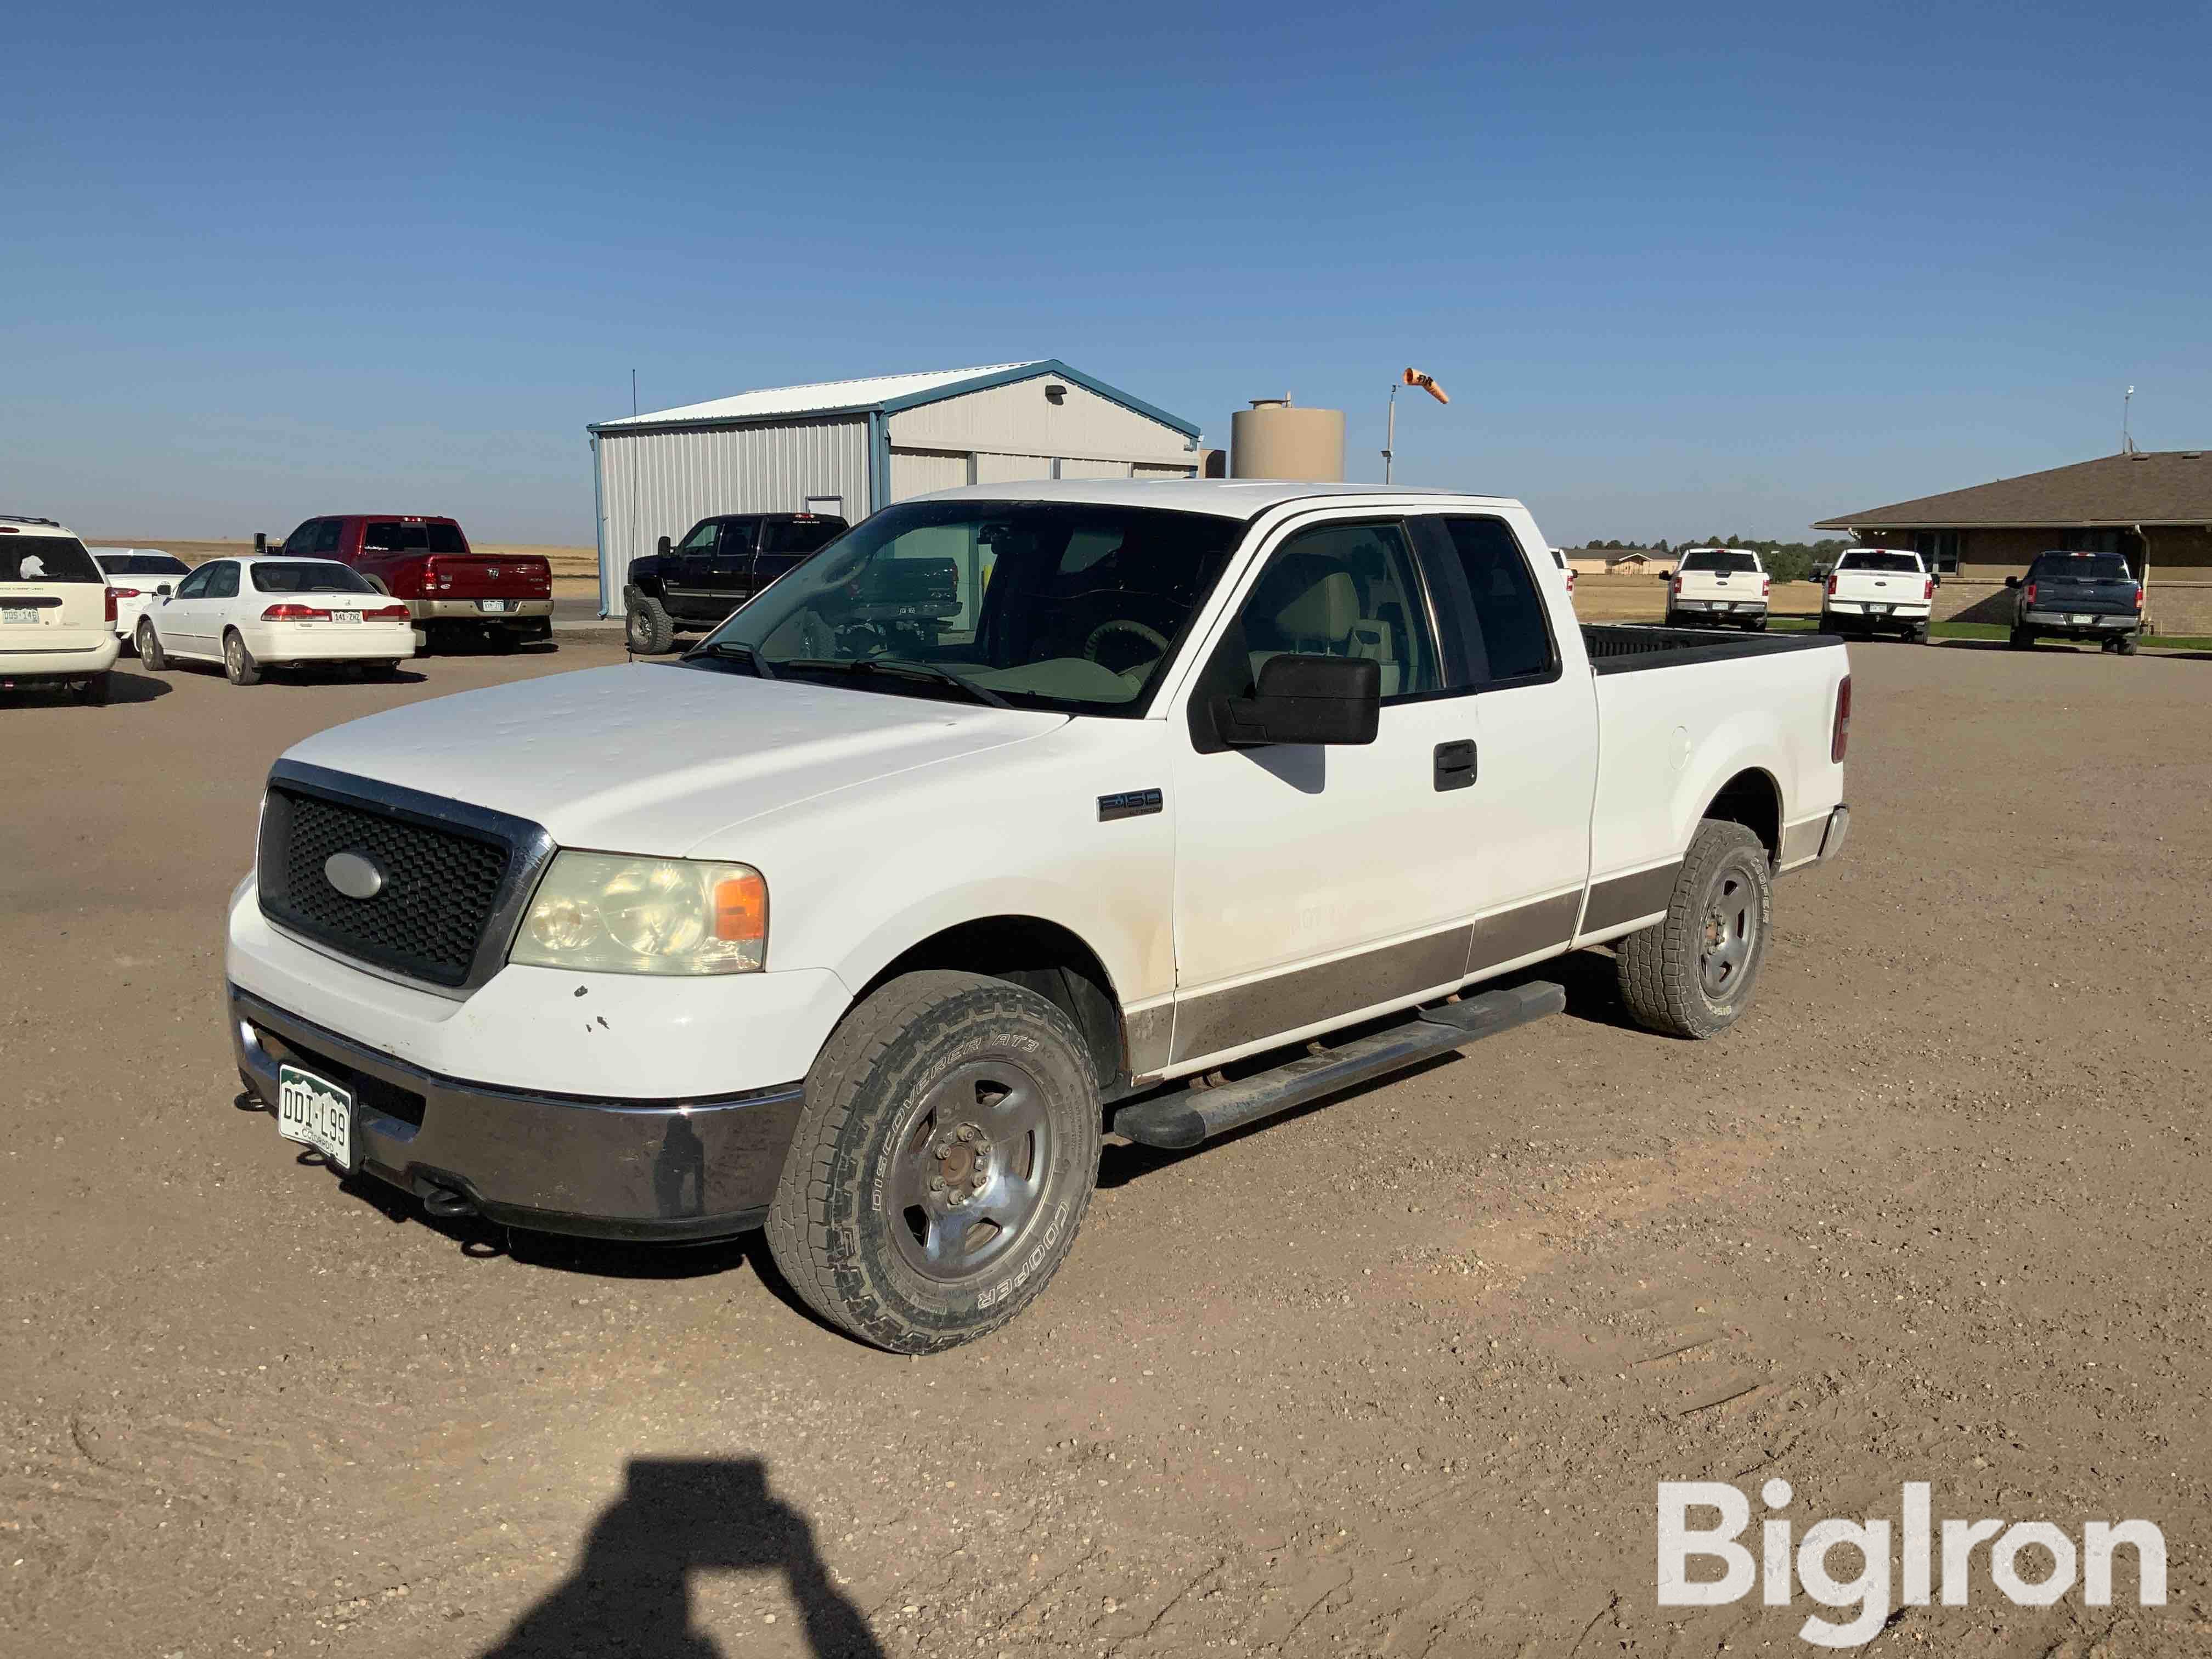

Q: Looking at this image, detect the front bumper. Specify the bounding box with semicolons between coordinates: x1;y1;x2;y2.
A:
231;983;804;1240
0;634;121;680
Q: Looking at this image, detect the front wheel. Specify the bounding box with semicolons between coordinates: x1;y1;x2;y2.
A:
627;595;676;654
766;970;1102;1353
222;629;262;686
136;620;167;671
1616;819;1773;1040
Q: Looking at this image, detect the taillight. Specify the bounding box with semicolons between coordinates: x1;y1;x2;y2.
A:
1761;574;1771;597
2025;582;2036;603
110;586;142;600
1671;575;1683;596
1923;577;1934;600
363;603;410;621
2135;586;2145;612
104;586;118;623
1831;675;1852;764
1826;573;1838;596
262;603;332;620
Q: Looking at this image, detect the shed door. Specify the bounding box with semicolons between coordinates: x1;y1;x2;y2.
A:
889;448;971;503
974;452;1055;486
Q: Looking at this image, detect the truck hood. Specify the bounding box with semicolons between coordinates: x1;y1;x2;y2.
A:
280;662;1065;856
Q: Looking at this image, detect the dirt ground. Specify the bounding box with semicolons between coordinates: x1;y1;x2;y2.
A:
4;636;2210;1657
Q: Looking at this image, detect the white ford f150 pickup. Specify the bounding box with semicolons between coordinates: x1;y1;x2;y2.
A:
227;482;1852;1351
1821;547;1934;642
1667;546;1771;630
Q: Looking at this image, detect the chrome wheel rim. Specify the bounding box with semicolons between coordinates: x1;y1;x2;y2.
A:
885;1058;1053;1283
225;637;244;676
1699;861;1760;1000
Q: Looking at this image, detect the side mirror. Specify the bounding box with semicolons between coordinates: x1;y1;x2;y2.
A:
156;583;173;596
2003;575;2019;589
1214;655;1380;748
656;535;672;557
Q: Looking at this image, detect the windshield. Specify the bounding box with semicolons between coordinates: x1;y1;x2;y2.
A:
1838;551;1921;574
2031;553;2132;582
1679;550;1760;574
251;560;376;594
1;537;103;584
94;552;191;577
694;500;1244;714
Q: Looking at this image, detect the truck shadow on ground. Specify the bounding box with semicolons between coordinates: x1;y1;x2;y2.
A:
476;1457;885;1659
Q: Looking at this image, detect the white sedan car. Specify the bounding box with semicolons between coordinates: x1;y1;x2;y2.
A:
136;555;416;685
90;548;193;652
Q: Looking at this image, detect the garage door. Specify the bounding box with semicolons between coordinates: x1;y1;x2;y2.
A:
889;448;970;501
974;452;1056;486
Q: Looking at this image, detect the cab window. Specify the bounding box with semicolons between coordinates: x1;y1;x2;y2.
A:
1418;517;1560;689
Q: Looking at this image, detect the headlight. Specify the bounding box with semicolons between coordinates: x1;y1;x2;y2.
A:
510;852;766;975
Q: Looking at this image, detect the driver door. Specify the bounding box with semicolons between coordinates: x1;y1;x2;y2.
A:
162;561;219;656
663;520;724;622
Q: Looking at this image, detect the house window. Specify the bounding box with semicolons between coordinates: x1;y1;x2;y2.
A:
2052;529;2120;555
1912;531;1962;573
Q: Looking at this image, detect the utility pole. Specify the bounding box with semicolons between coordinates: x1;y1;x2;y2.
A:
2123;385;2134;454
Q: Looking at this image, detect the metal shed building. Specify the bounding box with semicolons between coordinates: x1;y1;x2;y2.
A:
586;360;1203;613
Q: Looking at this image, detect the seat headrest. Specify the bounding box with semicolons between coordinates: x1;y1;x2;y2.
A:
1274;569;1359;642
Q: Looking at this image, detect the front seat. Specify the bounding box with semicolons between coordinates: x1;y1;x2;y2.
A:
1248;566;1402;696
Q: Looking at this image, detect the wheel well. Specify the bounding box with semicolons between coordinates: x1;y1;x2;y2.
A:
1703;768;1781;862
860;918;1124;1088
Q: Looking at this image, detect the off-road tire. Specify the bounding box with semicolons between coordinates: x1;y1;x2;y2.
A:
222;629;261;686
136;620;166;671
1616;819;1773;1040
625;594;676;654
766;970;1101;1353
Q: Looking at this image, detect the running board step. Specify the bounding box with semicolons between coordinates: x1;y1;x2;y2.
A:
1111;980;1566;1150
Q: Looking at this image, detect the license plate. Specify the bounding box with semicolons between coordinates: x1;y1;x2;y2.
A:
1;606;37;625
1868;603;1890;615
331;610;359;623
478;599;512;613
277;1064;353;1170
2070;613;2090;625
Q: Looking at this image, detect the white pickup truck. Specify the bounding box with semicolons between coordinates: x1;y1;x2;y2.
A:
226;482;1852;1352
1821;547;1934;642
1667;546;1771;630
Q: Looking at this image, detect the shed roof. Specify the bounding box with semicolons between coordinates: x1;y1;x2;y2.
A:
589;359;1201;438
1815;450;2212;530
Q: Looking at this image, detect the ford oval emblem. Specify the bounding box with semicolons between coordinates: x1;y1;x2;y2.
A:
324;850;385;900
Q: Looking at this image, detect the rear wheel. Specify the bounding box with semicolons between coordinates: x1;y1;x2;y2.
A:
2009;625;2033;650
136;620;167;672
766;970;1102;1353
222;629;262;686
1616;819;1773;1040
626;595;676;654
2117;633;2141;656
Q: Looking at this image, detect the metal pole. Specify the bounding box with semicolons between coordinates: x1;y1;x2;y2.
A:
1383;383;1397;484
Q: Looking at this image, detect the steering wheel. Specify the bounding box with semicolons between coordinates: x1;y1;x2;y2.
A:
1083;619;1171;669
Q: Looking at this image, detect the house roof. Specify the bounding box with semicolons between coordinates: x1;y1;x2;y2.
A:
589;359;1201;439
1814;450;2212;531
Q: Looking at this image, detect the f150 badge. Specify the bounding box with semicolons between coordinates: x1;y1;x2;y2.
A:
1097;788;1164;822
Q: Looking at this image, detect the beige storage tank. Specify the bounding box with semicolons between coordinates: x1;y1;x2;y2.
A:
1230;397;1345;480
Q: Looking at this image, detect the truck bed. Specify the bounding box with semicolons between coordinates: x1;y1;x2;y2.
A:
1581;623;1842;675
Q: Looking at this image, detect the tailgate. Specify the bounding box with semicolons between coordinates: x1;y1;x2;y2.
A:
2030;578;2136;614
424;555;550;599
1833;572;1924;603
1676;571;1762;601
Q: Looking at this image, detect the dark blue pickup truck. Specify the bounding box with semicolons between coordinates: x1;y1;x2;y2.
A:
2007;551;2145;653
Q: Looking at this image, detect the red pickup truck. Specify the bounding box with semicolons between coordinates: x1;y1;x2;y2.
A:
276;515;552;650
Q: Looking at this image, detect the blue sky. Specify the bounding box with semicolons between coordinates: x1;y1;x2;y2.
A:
7;1;2208;545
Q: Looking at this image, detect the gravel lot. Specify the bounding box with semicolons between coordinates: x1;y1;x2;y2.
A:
4;636;2209;1656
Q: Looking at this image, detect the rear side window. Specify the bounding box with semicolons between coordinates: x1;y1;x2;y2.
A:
251;561;375;594
205;562;241;599
364;521;430;554
1838;551;1921;574
2032;553;2132;582
1;537;103;583
718;520;760;557
761;517;845;555
426;522;468;554
1423;517;1559;688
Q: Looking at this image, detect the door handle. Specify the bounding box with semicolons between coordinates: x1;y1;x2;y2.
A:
1434;739;1477;791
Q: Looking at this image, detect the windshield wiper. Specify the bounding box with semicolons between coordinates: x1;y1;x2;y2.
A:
779;656;1009;708
682;640;776;678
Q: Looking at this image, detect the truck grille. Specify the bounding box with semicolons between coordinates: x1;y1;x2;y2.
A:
258;779;526;989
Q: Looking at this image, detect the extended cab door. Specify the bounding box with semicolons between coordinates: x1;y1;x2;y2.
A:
704;517;762;616
1166;514;1498;1069
1409;513;1600;967
661;519;725;622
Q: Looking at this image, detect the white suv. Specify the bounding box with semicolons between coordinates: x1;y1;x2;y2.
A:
1;516;120;704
